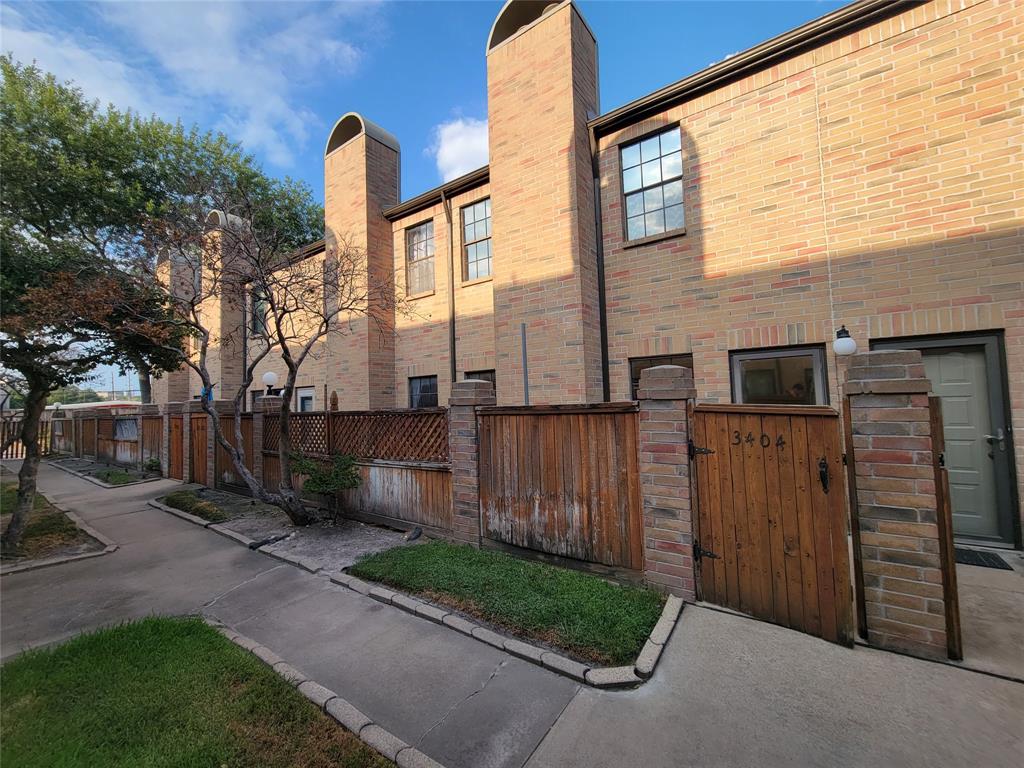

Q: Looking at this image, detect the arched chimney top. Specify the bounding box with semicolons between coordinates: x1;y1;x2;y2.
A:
487;0;566;53
324;112;400;157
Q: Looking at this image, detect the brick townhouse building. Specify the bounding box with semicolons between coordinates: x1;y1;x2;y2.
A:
155;0;1023;549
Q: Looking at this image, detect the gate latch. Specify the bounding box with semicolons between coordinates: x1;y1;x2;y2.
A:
818;457;830;494
693;539;720;564
688;439;715;460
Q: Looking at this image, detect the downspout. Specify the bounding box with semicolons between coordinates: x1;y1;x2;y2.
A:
442;189;457;388
590;125;611;402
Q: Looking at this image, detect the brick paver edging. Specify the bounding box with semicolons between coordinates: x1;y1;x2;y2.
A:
331;570;683;688
149;499;683;687
0;509;118;576
204;618;447;768
47;459;165;488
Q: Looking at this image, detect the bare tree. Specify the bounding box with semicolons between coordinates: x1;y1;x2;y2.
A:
140;201;399;526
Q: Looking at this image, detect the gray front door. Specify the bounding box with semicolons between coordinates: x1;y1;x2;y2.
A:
874;334;1016;546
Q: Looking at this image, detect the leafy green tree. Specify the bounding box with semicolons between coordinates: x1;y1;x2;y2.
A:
0;57;184;552
46;386;103;406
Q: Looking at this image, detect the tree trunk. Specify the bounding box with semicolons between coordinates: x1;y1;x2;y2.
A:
275;394;315;526
128;352;153;404
1;384;48;555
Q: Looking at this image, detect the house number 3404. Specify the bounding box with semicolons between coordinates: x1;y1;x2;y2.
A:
732;430;785;449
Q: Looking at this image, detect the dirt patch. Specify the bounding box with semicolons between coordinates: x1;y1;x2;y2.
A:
49;457;159;484
0;472;104;563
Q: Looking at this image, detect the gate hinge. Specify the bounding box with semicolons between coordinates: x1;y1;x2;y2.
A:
693;539;720;564
842;452;848;466
688;439;715;460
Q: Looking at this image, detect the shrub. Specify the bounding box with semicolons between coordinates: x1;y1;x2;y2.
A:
162;490;229;523
143;457;161;473
291;453;361;523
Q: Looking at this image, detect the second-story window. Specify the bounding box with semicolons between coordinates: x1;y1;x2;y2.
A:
406;220;435;295
251;289;269;335
462;198;492;281
621;126;684;241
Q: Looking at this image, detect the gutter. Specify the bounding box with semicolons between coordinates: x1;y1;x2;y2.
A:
441;189;457;387
384;166;489;222
589;0;922;137
590;124;611;402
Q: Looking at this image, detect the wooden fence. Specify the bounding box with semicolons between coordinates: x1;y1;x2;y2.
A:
95;416;140;466
0;419;52;460
50;418;74;454
215;414;255;489
261;409;452;533
142;415;162;467
477;403;643;573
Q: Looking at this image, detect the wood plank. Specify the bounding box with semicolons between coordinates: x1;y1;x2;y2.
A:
478;402;638;416
695;403;839;417
806;416;839;643
825;417;854;647
691;409;713;603
763;414;790;627
727;413;753;615
791;416;821;637
741;413;772;620
775;415;805;632
930;396;962;661
715;412;741;610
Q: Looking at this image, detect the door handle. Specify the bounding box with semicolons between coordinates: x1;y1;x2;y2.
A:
984;428;1006;451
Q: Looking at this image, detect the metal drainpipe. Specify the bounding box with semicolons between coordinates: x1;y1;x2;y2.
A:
442;189;457;389
590;125;611;402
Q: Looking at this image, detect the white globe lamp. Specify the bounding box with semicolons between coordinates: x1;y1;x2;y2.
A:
262;371;279;394
833;325;857;357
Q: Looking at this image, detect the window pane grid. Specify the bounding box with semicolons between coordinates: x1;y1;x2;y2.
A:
621;127;684;240
409;376;438;408
406;221;435;294
462;198;492;280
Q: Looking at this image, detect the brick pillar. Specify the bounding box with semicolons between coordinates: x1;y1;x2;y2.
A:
252;395;282;488
448;380;496;546
138;404;158;469
844;349;951;660
162;402;182;477
637;365;697;600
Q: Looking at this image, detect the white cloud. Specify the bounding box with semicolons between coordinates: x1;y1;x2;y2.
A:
1;2;380;168
428;117;489;182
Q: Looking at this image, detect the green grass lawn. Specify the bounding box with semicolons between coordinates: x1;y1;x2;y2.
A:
350;540;665;665
0;481;89;559
92;468;136;485
162;489;230;523
1;617;392;768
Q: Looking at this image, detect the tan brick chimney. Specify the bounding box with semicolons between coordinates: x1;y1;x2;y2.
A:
486;0;603;404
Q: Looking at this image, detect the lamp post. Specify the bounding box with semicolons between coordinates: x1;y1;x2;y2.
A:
833;325;857;357
262;371;279;396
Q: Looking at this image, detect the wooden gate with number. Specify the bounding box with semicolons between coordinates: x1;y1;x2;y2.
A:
690;404;853;645
168;416;184;480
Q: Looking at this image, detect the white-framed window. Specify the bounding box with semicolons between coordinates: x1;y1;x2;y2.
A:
406;220;435;295
461;199;492;281
296;387;315;412
730;346;828;406
620;126;684;241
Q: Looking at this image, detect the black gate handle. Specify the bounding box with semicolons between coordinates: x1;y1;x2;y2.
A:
818;457;830;494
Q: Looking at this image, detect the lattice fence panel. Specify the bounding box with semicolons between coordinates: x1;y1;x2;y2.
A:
330;409;449;463
292;413;328;456
263;414;280;451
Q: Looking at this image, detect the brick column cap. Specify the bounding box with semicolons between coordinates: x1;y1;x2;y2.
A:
637;365;696;400
208;399;238;415
184;399;207;413
138;404;160;415
163;401;185;414
843;349;931;396
450;380;496;407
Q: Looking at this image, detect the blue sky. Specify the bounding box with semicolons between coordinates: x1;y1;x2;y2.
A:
2;0;846;391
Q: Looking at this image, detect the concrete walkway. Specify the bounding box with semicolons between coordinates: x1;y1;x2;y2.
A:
3;463;1022;768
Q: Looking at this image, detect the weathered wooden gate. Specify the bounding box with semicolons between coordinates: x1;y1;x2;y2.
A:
168;416;184;480
80;418;97;458
478;403;643;572
690;404;853;645
190;414;208;486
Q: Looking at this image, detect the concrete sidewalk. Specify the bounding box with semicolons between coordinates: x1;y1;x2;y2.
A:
2;462;1022;768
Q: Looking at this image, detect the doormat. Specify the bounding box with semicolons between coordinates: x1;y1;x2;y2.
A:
954;547;1013;570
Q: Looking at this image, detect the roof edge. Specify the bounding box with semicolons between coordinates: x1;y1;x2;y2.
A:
590;0;924;137
383;166;490;222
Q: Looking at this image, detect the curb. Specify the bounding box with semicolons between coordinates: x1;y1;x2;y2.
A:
204;617;447;768
0;510;118;577
48;460;165;488
149;498;683;688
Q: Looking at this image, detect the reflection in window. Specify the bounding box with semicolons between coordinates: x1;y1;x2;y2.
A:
409;375;438;408
462;199;492;281
730;347;828;405
296;387;315;412
621;127;684;240
628;354;693;400
406;221;435;295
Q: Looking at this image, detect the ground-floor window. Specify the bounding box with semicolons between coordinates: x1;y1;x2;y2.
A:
629;354;693;399
730;346;827;406
296;387;315;412
465;369;496;394
409;375;438;408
